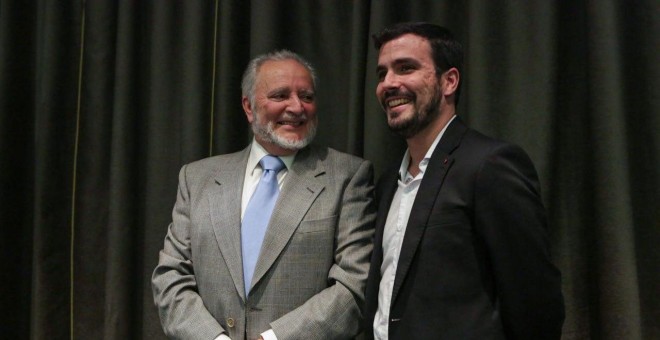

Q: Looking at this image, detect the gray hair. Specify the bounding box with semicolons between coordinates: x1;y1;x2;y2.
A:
241;50;318;107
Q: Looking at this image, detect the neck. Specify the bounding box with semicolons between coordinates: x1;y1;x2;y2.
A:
405;110;455;176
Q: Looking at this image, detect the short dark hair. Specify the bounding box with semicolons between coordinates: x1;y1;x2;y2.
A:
372;22;464;104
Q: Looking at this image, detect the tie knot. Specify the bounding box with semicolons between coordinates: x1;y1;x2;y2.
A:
260;155;285;173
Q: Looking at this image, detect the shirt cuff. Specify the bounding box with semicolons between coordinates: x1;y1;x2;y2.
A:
214;334;232;340
261;329;277;340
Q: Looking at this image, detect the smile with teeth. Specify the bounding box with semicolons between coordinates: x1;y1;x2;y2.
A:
277;120;305;126
387;98;412;108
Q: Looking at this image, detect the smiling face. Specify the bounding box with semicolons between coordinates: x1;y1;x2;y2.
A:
376;34;445;139
243;59;318;155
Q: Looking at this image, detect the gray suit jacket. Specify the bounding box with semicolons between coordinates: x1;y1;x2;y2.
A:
152;145;376;340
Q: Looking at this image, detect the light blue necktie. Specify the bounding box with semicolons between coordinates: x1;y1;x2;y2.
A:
241;155;285;296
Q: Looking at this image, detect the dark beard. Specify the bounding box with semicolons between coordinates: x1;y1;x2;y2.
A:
388;92;441;139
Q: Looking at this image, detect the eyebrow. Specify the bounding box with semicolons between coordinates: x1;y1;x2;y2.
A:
267;87;315;96
267;87;290;95
376;57;421;72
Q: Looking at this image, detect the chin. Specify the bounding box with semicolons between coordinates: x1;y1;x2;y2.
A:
277;132;306;141
253;120;316;151
271;132;314;151
388;118;407;129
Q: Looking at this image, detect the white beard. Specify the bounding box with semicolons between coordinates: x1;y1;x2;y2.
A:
251;113;317;151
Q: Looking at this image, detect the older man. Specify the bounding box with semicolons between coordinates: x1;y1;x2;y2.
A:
153;50;375;340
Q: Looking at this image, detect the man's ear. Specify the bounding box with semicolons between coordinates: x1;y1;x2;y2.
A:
441;68;460;97
242;96;254;123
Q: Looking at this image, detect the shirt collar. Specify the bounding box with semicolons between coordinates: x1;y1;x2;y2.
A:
398;115;457;180
247;139;296;175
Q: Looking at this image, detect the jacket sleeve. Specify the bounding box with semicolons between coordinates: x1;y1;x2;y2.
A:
151;164;225;340
474;143;565;339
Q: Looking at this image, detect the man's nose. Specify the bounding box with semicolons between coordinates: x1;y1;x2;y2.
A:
288;95;305;113
382;71;401;88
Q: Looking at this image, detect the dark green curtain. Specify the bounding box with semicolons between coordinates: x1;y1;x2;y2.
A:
1;1;658;339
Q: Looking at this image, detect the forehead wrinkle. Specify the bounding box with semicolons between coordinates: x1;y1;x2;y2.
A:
258;74;313;94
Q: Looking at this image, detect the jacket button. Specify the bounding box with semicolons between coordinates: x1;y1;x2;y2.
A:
227;318;235;328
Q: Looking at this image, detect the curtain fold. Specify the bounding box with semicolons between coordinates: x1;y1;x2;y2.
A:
30;1;84;339
0;1;36;339
2;1;658;339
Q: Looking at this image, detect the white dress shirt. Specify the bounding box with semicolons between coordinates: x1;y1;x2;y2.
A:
373;115;455;339
215;140;295;340
241;140;295;219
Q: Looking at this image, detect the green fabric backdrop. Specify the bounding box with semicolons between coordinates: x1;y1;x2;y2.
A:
1;1;658;339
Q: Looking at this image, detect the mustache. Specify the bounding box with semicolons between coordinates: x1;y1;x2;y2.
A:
384;88;413;98
280;112;309;121
381;89;415;106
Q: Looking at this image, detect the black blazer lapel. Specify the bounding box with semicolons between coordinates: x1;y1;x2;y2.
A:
373;168;400;263
364;165;399;336
390;117;469;304
367;168;399;281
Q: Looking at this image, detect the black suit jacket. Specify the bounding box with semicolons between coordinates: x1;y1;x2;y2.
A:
364;117;564;339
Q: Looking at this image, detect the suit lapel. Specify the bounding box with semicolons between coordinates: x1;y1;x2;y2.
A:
372;168;400;276
209;147;250;301
250;147;326;291
390;117;468;304
365;167;399;318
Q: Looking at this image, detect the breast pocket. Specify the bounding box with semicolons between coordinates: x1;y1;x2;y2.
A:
425;209;469;229
419;209;482;298
297;215;337;233
287;215;337;272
